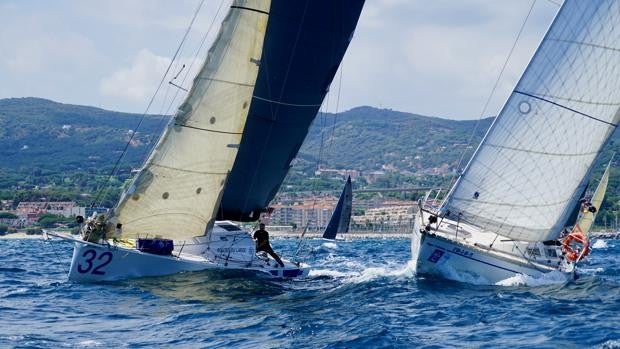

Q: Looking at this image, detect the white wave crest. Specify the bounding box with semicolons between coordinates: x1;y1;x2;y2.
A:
308;269;352;278
321;242;338;250
77;340;103;347
348;260;416;283
495;270;570;287
599;339;620;349
592;239;610;249
578;267;604;275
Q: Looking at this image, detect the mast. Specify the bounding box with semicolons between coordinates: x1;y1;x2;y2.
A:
440;0;620;241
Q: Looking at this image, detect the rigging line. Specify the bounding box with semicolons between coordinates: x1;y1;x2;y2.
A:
327;63;344;152
444;0;538;198
92;0;207;208
141;0;227;163
514;91;618;127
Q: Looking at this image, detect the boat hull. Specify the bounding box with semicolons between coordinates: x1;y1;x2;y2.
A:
51;233;309;282
68;241;211;282
411;218;568;284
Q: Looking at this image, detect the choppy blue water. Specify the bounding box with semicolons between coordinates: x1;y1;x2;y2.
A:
0;237;618;348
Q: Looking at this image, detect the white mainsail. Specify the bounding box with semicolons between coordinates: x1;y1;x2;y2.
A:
109;0;271;240
440;0;620;242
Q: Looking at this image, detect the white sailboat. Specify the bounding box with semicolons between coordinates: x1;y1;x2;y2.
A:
48;0;365;282
411;0;620;284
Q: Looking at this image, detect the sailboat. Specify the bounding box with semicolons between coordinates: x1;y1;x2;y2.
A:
47;0;365;282
573;158;613;238
322;176;353;240
411;0;620;284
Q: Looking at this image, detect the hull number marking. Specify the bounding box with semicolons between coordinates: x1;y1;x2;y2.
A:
77;249;113;275
428;249;445;263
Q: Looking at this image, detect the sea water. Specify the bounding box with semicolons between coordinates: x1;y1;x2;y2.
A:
0;237;618;348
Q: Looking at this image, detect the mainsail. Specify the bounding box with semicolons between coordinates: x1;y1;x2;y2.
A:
218;0;366;221
440;0;620;242
575;159;612;237
323;176;353;239
108;0;271;240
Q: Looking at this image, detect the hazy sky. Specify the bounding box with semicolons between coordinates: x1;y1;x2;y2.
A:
0;0;560;120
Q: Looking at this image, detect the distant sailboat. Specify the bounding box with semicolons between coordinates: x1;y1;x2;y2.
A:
411;0;620;284
573;158;613;238
48;0;365;282
323;176;353;240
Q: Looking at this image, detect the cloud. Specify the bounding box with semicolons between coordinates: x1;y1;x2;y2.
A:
100;49;172;103
336;0;559;119
0;0;561;119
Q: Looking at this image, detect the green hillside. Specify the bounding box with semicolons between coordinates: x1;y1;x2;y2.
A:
1;97;618;227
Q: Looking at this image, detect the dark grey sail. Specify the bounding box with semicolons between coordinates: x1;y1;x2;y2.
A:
218;0;365;221
323;176;353;240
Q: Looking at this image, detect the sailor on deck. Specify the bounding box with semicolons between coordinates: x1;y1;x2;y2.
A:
253;223;285;267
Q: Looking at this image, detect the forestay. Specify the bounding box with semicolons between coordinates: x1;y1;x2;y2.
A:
440;0;620;241
108;0;271;240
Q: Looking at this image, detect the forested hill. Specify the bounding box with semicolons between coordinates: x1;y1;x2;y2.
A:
1;98;495;179
1;97;618;225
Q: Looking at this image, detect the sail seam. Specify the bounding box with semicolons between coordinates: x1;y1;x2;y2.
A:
484;143;599;157
152;163;230;175
514;90;618;127
450;196;571;208
546;37;620;53
194;77;255;88
174;122;243;135
252;95;322;107
523;92;620;107
230;5;269;16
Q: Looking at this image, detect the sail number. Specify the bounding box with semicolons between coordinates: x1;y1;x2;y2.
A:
76;249;113;275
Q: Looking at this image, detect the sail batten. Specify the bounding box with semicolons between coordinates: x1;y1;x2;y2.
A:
440;0;620;242
514;91;619;127
109;0;272;240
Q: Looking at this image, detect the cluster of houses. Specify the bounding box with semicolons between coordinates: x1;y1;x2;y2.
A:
0;200;106;228
267;197;416;231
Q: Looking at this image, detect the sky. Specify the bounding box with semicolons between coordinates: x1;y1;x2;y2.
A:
0;0;560;120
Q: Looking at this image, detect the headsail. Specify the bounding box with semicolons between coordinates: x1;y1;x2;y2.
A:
574;159;613;237
108;1;271;240
323;176;353;239
440;0;620;242
218;0;366;221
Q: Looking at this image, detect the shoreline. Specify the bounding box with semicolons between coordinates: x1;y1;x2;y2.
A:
0;232;44;239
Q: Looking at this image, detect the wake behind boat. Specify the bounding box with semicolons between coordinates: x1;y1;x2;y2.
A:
49;0;365;282
411;0;619;284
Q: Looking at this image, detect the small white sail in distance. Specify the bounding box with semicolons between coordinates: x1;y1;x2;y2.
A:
108;0;271;240
575;158;613;237
440;1;620;242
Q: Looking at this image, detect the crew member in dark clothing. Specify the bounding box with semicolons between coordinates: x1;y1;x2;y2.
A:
253;223;285;267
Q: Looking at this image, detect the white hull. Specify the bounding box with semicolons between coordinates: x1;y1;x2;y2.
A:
411;213;574;284
49;231;309;282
